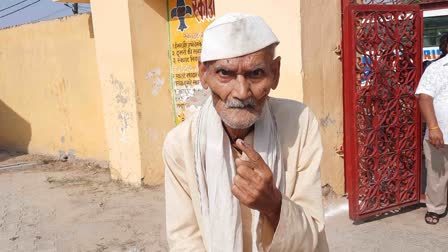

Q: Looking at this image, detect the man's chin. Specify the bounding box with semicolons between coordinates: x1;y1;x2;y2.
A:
220;115;259;129
222;120;256;129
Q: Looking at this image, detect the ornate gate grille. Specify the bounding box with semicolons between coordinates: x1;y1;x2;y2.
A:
343;3;423;220
349;0;447;4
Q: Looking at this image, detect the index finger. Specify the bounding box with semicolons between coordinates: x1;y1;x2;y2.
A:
235;139;262;163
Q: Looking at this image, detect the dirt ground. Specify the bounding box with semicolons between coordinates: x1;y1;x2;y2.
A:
1;153;447;252
0;153;166;252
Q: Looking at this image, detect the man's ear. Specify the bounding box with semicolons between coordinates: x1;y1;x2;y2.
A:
271;56;281;90
198;61;209;89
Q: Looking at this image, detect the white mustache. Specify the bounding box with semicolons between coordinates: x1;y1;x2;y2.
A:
225;98;256;108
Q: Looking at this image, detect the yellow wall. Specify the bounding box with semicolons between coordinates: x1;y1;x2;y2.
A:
301;0;345;194
0;14;108;161
90;0;173;185
128;0;174;185
215;0;303;102
90;0;143;184
1;0;346;192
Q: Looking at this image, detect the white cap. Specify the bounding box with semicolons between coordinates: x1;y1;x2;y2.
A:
200;13;279;62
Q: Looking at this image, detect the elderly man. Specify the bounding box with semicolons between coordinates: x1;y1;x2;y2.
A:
163;13;327;251
416;34;448;225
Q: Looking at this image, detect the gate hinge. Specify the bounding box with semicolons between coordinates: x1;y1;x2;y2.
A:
333;45;342;61
335;145;344;159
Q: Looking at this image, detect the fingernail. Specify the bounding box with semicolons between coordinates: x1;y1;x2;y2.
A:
239;139;248;148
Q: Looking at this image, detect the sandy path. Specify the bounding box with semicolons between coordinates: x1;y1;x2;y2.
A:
0;155;167;252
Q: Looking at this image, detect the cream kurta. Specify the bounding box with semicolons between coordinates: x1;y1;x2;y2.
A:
163;98;328;252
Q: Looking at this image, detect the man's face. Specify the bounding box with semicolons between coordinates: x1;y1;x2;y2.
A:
198;46;281;129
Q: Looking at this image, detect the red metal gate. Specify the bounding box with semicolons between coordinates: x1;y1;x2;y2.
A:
343;3;423;220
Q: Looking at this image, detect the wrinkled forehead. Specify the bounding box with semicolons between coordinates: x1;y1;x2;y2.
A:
205;48;274;69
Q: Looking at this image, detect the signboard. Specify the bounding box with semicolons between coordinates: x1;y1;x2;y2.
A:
423;47;443;60
168;0;215;124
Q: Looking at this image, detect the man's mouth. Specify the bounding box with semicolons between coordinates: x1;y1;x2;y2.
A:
225;98;257;109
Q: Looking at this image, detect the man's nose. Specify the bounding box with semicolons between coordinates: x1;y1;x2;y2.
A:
233;74;251;100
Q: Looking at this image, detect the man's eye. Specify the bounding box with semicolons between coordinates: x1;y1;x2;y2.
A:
217;69;231;76
251;69;265;78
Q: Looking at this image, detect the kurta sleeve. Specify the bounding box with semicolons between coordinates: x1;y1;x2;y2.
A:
415;65;442;98
163;134;206;252
268;109;328;252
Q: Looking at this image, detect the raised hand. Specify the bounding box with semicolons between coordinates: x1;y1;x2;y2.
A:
231;139;282;228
